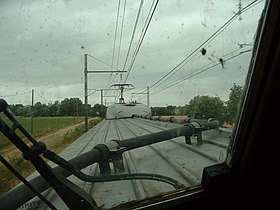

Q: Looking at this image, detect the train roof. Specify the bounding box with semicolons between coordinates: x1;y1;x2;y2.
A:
106;102;152;119
6;116;231;210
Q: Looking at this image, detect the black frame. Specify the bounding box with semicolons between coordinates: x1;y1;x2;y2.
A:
1;1;278;209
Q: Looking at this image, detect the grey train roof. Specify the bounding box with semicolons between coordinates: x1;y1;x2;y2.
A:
105;102;152;119
6;103;231;210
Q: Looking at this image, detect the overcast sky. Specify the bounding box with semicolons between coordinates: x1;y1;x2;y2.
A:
0;0;265;107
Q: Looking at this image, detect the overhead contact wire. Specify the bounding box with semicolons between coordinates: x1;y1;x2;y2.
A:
143;0;261;94
123;0;159;84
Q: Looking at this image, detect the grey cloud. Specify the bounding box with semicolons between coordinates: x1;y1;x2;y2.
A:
0;0;265;106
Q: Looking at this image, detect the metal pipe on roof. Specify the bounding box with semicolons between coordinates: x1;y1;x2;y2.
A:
113;120;219;150
114;124;196;151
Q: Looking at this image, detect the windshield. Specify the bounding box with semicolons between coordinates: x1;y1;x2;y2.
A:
0;0;266;209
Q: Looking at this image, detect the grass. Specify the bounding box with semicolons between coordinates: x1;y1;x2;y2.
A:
0;116;84;151
0;154;35;195
0;117;101;196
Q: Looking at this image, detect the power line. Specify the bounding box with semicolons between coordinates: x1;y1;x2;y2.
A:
144;0;262;94
116;0;127;69
111;0;121;70
123;0;159;84
153;48;252;95
151;48;253;96
107;0;127;88
0;91;31;98
86;53;121;71
107;0;143;100
34;90;52;103
121;0;144;74
108;7;121;89
109;0;262;101
151;46;252;93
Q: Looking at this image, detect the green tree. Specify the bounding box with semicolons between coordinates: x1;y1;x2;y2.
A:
34;102;42;117
226;83;244;123
60;98;83;116
9;104;30;116
151;106;175;116
90;104;107;118
166;105;175;115
184;95;227;123
48;101;61;116
60;98;71;116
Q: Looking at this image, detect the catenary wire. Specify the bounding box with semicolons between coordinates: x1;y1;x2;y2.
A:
86;54;122;71
111;0;121;70
123;0;159;84
116;0;127;69
140;0;262;94
0;91;31;98
121;0;144;75
108;0;127;88
151;49;253;96
34;90;52;103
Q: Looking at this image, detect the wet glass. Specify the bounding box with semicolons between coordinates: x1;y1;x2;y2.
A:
0;0;267;209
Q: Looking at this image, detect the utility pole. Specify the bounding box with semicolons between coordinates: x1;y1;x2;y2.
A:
84;54;126;132
131;86;150;107
84;54;88;132
147;86;150;107
100;89;103;118
31;89;34;134
73;102;76;123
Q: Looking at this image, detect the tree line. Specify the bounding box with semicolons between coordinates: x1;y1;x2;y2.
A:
8;83;244;124
151;83;244;124
9;97;107;118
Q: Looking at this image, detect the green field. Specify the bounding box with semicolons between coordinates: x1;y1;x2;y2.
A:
0;116;84;150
